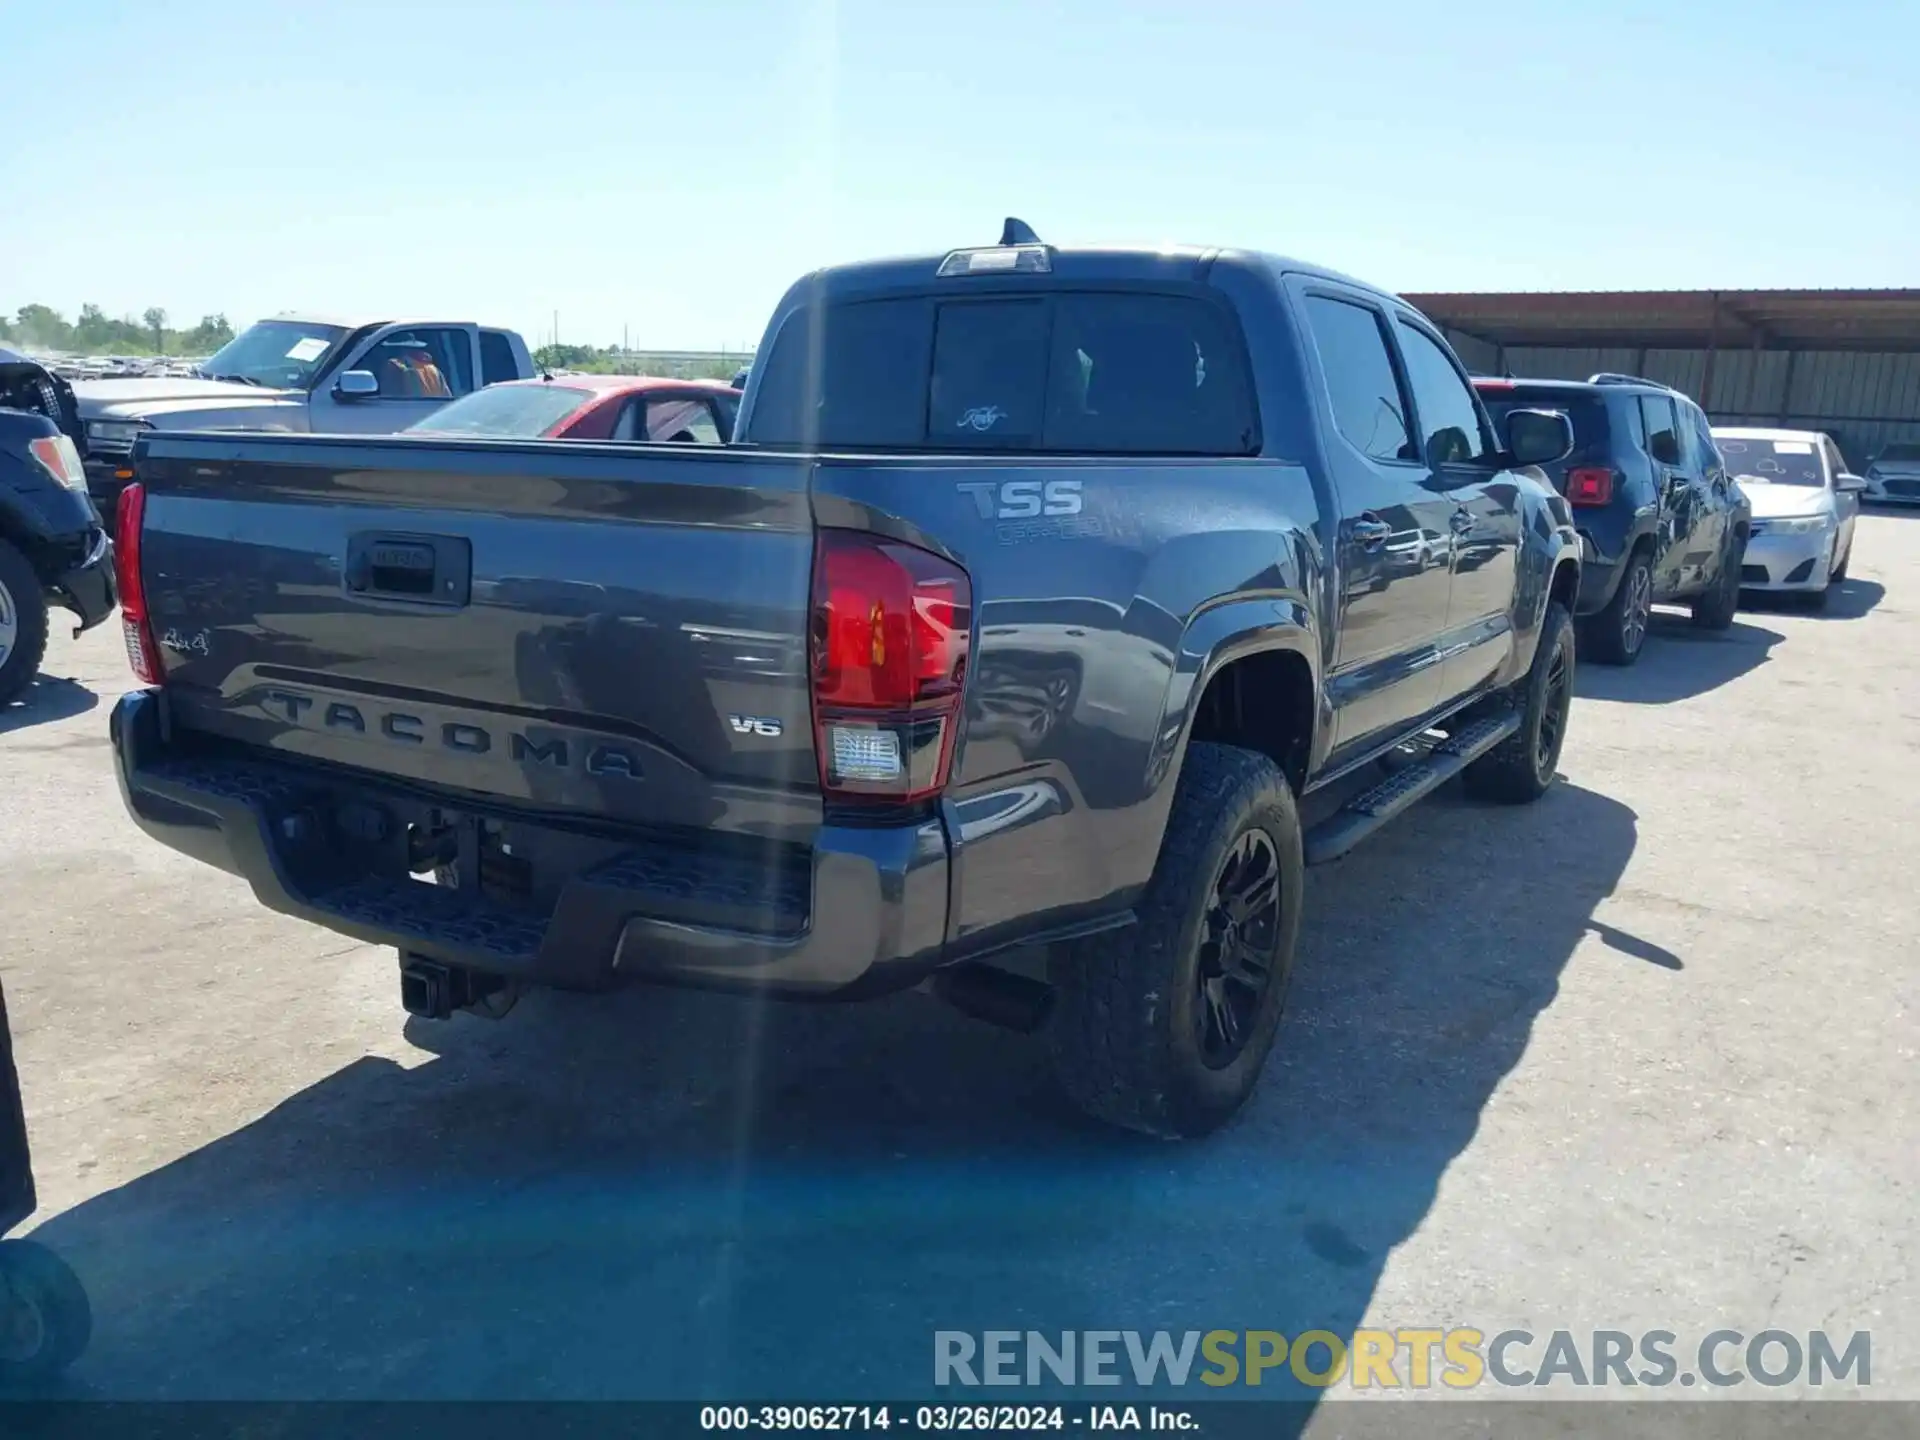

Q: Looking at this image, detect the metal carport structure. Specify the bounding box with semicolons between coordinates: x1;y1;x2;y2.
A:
1403;288;1920;468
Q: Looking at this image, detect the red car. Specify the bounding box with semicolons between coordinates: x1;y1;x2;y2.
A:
404;374;741;444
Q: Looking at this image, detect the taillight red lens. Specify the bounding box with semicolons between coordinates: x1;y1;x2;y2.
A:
809;529;971;804
114;483;162;684
1565;467;1615;506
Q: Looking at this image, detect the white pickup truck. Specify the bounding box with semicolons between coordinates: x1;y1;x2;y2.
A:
75;314;534;526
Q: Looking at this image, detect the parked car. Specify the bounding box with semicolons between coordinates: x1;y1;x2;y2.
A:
107;222;1581;1139
1473;374;1751;664
1862;440;1920;505
72;314;536;530
1712;426;1864;610
405;375;742;444
0;347;117;704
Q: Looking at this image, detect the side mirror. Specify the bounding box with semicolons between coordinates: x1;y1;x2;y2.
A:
1502;407;1574;467
333;369;379;400
1836;473;1867;494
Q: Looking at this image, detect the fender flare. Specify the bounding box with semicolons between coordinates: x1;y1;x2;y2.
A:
1149;596;1322;799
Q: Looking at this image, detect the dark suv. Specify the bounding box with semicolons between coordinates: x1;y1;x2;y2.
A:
1474;374;1750;664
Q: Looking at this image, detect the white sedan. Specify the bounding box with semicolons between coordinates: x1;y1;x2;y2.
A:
1711;426;1864;611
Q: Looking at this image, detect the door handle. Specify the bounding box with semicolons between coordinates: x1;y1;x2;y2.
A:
1350;516;1392;549
1450;507;1474;535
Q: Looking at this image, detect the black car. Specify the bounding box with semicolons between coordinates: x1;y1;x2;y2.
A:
0;346;118;704
1475;373;1751;664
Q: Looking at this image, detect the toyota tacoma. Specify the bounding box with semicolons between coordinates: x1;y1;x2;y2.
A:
108;223;1580;1137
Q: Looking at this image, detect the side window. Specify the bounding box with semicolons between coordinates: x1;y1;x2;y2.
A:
1394;319;1492;464
712;393;739;441
478;330;520;386
1823;437;1848;481
646;397;722;444
1639;394;1681;465
356;328;474;399
1300;295;1414;463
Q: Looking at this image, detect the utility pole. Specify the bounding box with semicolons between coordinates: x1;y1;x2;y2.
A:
553;310;559;348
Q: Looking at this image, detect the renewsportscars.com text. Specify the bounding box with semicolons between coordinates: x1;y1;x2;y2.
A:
933;1328;1872;1391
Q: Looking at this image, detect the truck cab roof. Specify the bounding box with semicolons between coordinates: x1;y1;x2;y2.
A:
789;242;1398;308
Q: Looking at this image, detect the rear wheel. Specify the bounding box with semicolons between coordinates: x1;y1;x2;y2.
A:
1691;532;1745;631
1581;548;1652;665
0;1239;92;1384
1464;601;1576;805
1046;742;1303;1139
0;541;51;709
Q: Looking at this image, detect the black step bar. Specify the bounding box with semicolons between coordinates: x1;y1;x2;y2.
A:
1303;712;1521;866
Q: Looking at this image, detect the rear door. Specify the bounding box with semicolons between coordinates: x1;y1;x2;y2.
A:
1390;313;1518;701
1293;284;1455;756
1638;392;1698;597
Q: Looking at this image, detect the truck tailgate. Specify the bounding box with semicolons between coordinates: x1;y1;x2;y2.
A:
133;433;822;844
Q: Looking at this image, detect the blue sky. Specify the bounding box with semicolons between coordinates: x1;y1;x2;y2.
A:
3;0;1916;350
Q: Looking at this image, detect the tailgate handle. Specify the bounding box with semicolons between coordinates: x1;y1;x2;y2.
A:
344;532;472;606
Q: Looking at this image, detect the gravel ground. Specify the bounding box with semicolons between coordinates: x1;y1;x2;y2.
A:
1;514;1914;1421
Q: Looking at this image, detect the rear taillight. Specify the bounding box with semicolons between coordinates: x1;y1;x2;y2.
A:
809;529;972;805
1564;467;1615;506
114;483;162;684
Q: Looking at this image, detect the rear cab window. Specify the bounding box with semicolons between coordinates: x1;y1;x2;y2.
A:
747;289;1259;455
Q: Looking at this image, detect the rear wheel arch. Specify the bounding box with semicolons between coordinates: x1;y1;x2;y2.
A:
1183;643;1318;795
1548;555;1580;619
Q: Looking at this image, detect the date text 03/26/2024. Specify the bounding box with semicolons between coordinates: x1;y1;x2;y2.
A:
700;1405;1195;1432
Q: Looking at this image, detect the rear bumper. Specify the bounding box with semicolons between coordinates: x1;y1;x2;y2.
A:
110;690;952;999
1571;527;1628;614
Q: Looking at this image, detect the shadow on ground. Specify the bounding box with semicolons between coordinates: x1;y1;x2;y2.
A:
1737;578;1884;623
1575;615;1784;704
0;675;98;736
25;781;1644;1427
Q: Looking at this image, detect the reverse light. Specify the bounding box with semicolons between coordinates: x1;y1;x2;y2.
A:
114;483;162;684
26;434;88;493
809;529;972;805
1564;467;1615;506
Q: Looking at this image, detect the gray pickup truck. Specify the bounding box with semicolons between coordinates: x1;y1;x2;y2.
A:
76;314;534;530
108;224;1580;1137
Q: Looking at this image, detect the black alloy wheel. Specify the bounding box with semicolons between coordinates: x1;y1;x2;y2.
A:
1193;827;1285;1068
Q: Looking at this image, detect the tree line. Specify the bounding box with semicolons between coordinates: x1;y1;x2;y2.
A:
531;342;748;383
1;304;237;358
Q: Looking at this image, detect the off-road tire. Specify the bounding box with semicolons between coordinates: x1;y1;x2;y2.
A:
0;1239;92;1383
1580;546;1652;666
1463;601;1576;806
1691;533;1745;631
0;541;51;709
1046;742;1303;1140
